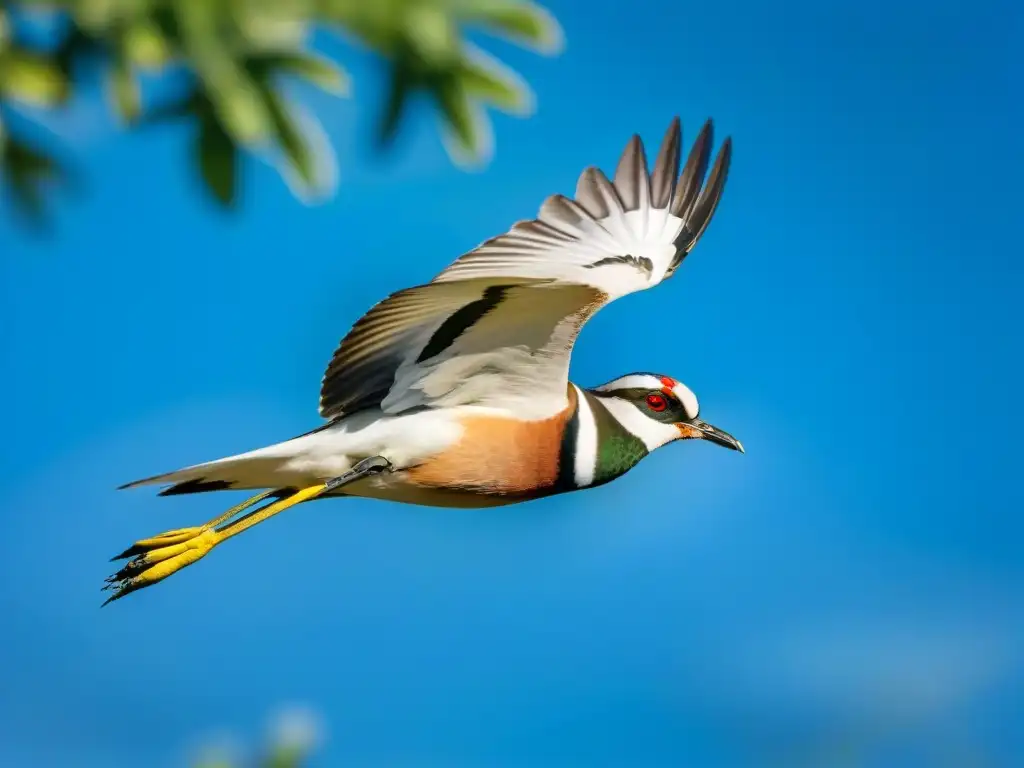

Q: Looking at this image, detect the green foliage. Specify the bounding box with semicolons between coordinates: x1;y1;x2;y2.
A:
0;0;562;223
191;706;322;767
193;743;309;768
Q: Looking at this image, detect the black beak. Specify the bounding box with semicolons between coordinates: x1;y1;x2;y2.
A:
690;418;744;453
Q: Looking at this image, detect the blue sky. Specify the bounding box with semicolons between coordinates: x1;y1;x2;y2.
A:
1;0;1021;765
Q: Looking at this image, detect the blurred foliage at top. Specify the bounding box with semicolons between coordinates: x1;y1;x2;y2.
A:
0;0;562;224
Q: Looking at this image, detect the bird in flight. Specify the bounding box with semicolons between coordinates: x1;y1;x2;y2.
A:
104;116;743;604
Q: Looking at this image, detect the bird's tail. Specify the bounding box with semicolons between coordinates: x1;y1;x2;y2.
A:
118;435;313;496
107;430;337;604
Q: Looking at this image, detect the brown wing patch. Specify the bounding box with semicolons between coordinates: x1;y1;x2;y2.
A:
404;387;578;495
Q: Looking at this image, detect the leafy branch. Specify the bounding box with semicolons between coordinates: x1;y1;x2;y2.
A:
0;0;562;224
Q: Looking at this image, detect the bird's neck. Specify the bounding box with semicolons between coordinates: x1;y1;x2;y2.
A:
557;385;649;491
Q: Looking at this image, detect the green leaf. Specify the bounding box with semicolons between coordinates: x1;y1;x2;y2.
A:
176;0;272;145
440;104;492;169
106;59;140;123
196;114;237;207
456;0;564;54
378;65;412;147
459;47;532;114
73;0;119;31
209;75;272;146
0;52;70;106
261;52;350;96
124;19;173;70
404;5;458;64
436;76;478;153
8;144;58;180
1;135;63;227
235;7;311;52
262;87;315;188
54;26;101;79
4;171;47;224
262;743;306;768
261;86;338;202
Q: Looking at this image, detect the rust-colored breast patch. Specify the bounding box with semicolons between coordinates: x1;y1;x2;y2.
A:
405;390;577;496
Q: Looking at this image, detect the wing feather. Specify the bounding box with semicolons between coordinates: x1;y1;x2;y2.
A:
319;116;732;419
650;117;681;209
574;166;622;221
613;134;651;214
319;278;601;420
320;279;531;419
671;119;713;221
671;136;732;272
433;116;730;296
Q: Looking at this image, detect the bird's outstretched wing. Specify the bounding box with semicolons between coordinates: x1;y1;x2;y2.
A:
319;117;731;421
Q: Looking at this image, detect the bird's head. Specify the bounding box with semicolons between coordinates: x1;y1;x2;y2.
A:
590;373;744;454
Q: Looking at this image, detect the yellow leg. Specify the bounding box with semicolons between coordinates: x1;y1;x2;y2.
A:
103;484;328;605
103;456;393;605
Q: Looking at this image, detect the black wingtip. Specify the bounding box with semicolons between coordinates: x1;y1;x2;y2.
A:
710;136;733;187
670;119;715;219
716;137;734;183
651;117;683;208
674;132;732;255
699;119;715;148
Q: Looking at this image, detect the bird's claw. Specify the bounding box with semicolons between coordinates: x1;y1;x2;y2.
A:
102;527;219;605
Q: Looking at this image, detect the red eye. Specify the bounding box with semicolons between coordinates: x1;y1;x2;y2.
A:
646;393;668;412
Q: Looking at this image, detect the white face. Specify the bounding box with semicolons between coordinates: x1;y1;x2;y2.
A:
593;373;701;450
594;373;699;419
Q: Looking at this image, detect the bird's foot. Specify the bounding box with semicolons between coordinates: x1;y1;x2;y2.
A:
101;488;284;605
102;460;392;606
103;526;220;605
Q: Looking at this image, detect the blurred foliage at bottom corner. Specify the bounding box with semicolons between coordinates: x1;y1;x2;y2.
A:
194;745;309;768
193;706;324;768
0;0;564;227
